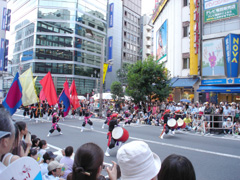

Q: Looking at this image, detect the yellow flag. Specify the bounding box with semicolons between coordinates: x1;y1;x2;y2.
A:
33;76;38;84
19;68;39;106
103;63;109;84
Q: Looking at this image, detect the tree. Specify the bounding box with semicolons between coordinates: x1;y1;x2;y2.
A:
111;81;124;102
116;63;130;85
126;55;171;103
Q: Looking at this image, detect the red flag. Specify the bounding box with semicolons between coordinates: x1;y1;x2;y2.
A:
40;72;58;106
70;80;80;109
39;89;46;101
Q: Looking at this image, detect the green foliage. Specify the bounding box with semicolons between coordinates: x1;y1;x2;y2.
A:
110;81;124;102
116;63;130;85
126;55;171;103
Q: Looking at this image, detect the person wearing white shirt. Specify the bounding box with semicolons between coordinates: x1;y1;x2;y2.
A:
40;151;56;176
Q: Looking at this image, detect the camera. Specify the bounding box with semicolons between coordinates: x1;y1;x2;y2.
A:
102;162;112;171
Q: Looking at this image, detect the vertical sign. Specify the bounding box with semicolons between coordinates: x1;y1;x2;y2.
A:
225;34;240;78
103;63;109;84
0;39;4;71
6;9;11;31
190;0;199;75
1;7;7;30
108;36;113;60
109;3;114;28
4;39;8;71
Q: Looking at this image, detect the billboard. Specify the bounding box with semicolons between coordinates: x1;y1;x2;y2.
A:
109;3;114;28
203;0;238;23
224;34;240;78
156;20;167;62
202;39;225;77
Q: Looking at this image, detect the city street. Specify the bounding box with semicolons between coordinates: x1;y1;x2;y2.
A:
13;111;240;180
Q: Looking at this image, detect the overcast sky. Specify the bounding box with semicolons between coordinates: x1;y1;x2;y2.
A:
141;0;155;15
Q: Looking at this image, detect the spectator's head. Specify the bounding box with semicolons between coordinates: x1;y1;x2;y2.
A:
158;154;196;180
43;151;56;163
117;141;161;180
48;161;64;177
72;143;104;180
31;134;37;141
12;123;20;155
65;146;74;157
32;138;40;147
28;148;38;161
0;108;15;158
39;140;47;149
15;121;27;136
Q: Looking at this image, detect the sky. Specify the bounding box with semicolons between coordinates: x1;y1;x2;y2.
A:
141;0;155;15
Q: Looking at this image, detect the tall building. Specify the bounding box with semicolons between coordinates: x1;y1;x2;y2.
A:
141;14;153;61
152;0;199;102
197;0;240;103
105;0;142;90
6;0;107;95
0;0;10;98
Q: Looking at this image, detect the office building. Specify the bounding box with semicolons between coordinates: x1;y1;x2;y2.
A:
6;0;107;95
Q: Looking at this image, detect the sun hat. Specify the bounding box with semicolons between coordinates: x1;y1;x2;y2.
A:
0;131;11;139
227;117;231;121
48;161;64;172
117;141;161;180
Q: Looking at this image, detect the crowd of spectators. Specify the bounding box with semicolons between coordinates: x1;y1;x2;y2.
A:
0;106;197;180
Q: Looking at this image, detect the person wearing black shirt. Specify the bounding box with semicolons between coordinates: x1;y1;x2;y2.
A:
23;105;29;119
105;114;121;157
47;104;53;120
159;110;175;139
47;112;62;137
58;101;65;121
81;109;94;132
102;109;112;129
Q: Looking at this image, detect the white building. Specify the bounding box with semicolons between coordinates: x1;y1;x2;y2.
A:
141;14;153;61
152;0;199;102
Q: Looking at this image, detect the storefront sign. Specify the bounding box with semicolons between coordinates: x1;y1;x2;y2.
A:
224;34;240;78
204;0;238;10
204;3;238;22
109;3;114;28
0;38;4;71
201;78;240;85
1;8;7;30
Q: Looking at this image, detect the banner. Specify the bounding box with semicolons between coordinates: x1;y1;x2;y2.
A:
204;3;238;22
0;38;4;71
224;34;240;78
156;20;167;62
103;63;109;84
204;0;238;10
109;3;114;28
1;7;7;30
202;39;225;76
108;36;113;60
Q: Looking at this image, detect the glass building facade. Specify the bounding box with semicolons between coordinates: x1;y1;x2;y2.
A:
6;0;107;95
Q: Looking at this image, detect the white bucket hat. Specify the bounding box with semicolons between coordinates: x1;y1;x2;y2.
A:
117;141;161;180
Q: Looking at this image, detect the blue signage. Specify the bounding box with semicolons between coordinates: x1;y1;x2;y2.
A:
107;65;112;72
21;50;33;61
109;3;114;28
4;39;8;71
1;8;7;30
224;34;240;78
6;9;11;31
0;39;4;71
108;36;113;60
202;78;240;85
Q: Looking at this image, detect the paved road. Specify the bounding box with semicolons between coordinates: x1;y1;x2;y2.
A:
13;111;240;180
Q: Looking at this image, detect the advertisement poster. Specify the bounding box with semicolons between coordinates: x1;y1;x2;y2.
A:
156;20;167;62
204;0;238;10
202;39;225;77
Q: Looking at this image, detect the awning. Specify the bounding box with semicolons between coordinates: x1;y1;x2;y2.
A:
171;78;199;88
197;86;240;93
169;77;178;86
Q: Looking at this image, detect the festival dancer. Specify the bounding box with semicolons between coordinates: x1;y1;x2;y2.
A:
47;112;62;137
105;114;121;156
47;104;53;120
40;100;47;118
23;105;29;119
102;109;112;129
81;108;94;132
79;106;83;120
59;101;65;121
30;104;36;121
71;105;76;119
123;110;132;126
159;109;175;139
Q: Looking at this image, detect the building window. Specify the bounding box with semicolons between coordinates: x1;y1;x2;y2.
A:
183;26;189;37
183;58;190;69
125;11;127;16
183;0;188;7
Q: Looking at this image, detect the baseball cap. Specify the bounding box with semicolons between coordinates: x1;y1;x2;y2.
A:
117;141;161;180
48;161;64;172
227;117;231;121
47;151;57;159
0;131;11;139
